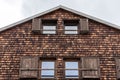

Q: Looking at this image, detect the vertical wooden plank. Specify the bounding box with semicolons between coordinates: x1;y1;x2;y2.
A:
20;57;31;78
20;56;38;78
116;58;120;79
82;57;99;78
30;57;38;78
32;18;41;32
80;18;89;34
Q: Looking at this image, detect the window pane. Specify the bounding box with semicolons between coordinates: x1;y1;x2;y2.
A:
65;26;78;30
42;62;54;69
43;31;56;34
65;70;79;78
65;62;78;69
41;70;54;78
43;26;56;30
65;62;79;78
41;61;55;78
65;31;78;34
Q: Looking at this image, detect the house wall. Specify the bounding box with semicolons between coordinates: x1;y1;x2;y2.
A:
0;9;120;80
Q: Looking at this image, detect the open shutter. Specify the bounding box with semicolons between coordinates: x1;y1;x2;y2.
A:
116;58;120;79
19;56;38;78
32;18;41;33
80;18;89;34
82;57;100;78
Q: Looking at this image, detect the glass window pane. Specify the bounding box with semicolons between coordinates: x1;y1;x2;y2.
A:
65;26;78;30
43;26;56;30
65;31;78;34
65;62;79;78
41;70;54;78
65;62;78;69
42;62;54;69
65;70;79;78
43;31;56;34
41;61;55;78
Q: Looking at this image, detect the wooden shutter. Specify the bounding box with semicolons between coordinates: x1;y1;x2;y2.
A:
32;18;41;33
19;56;38;78
116;58;120;79
80;18;89;34
81;57;100;78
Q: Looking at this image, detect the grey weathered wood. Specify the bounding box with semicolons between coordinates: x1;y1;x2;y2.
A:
82;57;99;78
19;56;38;78
32;18;41;33
116;58;120;79
80;18;89;34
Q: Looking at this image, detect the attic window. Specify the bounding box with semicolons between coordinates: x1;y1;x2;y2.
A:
42;20;57;34
64;20;79;34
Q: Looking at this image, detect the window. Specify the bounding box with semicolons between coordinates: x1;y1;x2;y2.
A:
64;57;100;79
65;61;79;78
65;26;78;34
42;26;56;34
64;20;79;34
32;18;89;35
42;20;57;34
41;61;55;78
19;57;99;79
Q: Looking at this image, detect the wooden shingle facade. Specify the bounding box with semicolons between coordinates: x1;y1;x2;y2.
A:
0;6;120;80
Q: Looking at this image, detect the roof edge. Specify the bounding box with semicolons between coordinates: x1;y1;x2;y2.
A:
0;5;120;32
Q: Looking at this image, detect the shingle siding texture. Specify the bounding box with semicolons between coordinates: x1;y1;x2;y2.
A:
0;9;120;80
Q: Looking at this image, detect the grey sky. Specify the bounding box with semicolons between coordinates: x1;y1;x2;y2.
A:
0;0;120;28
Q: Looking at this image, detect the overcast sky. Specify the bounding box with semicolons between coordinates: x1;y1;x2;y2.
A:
0;0;120;29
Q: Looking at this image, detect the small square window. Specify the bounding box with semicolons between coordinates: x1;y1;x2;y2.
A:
42;20;57;34
64;20;79;34
65;62;79;78
41;61;55;78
